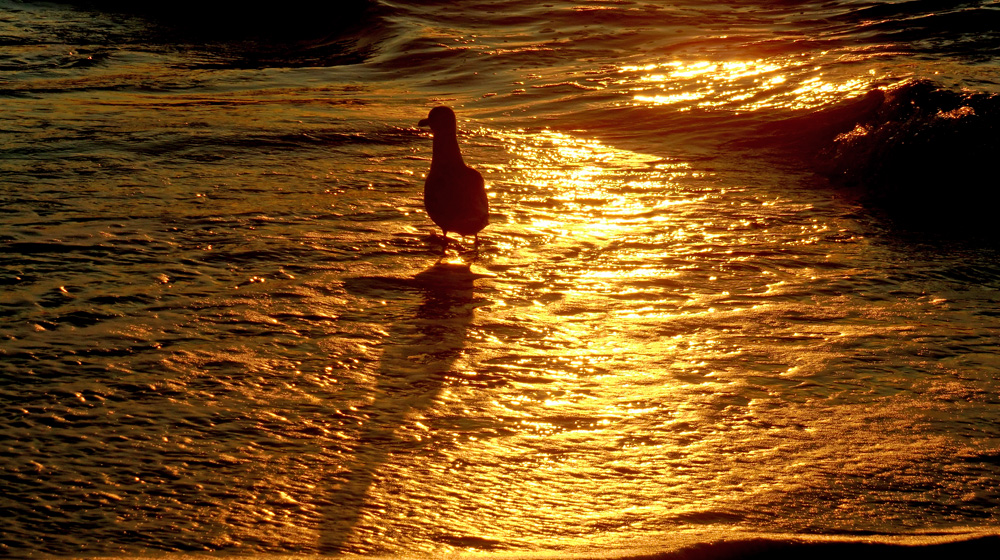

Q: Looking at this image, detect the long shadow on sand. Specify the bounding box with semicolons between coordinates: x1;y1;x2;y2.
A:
317;262;486;553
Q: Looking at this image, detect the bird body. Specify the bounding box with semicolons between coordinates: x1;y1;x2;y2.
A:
419;106;489;250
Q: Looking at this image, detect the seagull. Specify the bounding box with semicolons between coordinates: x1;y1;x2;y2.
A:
418;106;489;253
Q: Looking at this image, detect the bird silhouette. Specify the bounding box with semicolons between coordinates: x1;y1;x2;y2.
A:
418;106;489;253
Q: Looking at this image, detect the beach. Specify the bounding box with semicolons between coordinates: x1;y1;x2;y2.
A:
3;0;1000;557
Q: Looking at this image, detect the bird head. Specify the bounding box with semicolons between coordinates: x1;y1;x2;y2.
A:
418;106;457;134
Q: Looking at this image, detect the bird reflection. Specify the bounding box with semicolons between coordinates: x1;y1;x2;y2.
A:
419;106;490;254
318;262;485;553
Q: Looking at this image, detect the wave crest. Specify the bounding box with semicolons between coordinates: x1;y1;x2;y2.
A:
816;80;1000;224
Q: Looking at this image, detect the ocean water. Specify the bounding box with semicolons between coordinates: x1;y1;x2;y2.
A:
3;0;1000;557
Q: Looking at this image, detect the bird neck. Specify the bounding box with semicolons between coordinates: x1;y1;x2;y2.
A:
431;130;465;170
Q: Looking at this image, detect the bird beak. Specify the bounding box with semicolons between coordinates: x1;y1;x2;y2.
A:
418;118;429;127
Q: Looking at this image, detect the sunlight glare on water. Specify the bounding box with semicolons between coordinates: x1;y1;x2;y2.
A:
308;123;995;553
622;54;881;111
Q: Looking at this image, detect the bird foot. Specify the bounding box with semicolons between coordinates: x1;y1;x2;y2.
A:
427;231;484;261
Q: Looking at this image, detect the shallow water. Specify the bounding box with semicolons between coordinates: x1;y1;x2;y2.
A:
3;0;1000;557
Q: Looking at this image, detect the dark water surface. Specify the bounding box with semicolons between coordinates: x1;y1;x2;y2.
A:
3;0;1000;557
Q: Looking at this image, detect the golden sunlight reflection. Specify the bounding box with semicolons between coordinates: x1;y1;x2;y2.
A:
483;128;700;234
622;54;880;111
317;122;958;554
406;127;881;532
